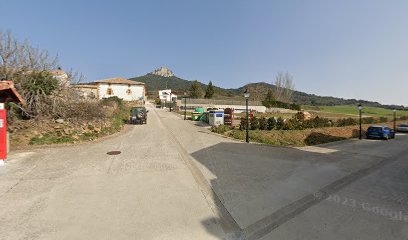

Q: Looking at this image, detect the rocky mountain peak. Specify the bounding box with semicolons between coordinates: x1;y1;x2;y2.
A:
150;67;174;77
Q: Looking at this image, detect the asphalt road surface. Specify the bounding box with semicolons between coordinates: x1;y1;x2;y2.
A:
1;104;407;240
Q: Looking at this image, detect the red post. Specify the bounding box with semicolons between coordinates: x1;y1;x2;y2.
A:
0;103;7;162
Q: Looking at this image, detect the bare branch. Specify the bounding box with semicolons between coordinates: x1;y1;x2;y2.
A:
274;72;295;103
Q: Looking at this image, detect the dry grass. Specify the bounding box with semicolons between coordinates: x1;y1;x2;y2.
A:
223;121;401;146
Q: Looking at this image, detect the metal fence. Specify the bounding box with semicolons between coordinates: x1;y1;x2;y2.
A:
183;98;263;106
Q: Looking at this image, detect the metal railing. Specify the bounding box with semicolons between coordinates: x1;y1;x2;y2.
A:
184;98;263;106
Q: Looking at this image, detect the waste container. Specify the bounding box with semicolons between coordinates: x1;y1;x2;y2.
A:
191;112;201;121
209;110;224;126
195;108;204;114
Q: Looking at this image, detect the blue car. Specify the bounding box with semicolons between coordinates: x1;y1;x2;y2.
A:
366;126;395;140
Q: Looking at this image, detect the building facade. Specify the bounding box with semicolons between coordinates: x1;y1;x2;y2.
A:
158;89;177;103
74;78;146;101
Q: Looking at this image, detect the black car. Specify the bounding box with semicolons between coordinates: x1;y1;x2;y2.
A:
129;107;148;124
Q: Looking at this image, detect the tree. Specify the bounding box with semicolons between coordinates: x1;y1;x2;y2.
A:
262;89;276;108
274;72;295;103
267;117;276;130
189;80;204;98
204;81;215;99
0;30;81;117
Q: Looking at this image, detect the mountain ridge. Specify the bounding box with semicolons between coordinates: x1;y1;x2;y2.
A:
129;68;407;110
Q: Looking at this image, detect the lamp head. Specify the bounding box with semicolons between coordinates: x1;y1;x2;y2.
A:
358;104;363;110
244;89;250;99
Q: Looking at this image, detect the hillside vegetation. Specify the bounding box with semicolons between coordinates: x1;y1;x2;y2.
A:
304;105;408;117
130;73;407;111
129;74;235;98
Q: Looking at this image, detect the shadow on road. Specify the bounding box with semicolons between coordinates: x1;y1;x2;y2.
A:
190;141;352;239
189;136;408;239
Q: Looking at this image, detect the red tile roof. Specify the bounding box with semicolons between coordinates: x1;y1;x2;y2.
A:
0;80;25;104
95;77;145;85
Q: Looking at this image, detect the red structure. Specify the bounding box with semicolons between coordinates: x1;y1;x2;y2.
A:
0;104;7;160
0;81;25;162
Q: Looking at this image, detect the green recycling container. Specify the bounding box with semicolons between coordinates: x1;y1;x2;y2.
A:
195;108;204;114
191;112;201;121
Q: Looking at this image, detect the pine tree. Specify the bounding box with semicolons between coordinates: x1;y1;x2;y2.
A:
189;81;204;98
262;89;276;108
204;81;215;99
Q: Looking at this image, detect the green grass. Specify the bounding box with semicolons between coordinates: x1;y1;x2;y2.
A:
29;134;76;145
303;105;408;118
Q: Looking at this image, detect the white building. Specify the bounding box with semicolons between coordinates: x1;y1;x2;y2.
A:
74;77;146;101
158;89;177;103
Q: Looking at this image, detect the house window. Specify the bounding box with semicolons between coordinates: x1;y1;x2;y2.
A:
126;88;132;95
106;88;113;95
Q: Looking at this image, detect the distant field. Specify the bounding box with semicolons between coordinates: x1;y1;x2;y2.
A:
303;105;408;118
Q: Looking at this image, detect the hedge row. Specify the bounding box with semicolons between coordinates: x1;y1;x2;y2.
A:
239;113;403;131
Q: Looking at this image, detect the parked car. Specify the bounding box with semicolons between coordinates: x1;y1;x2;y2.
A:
396;123;408;132
129;107;148;124
366;126;395;140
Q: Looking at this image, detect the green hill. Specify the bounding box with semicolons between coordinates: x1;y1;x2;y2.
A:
129;71;407;111
129;74;235;98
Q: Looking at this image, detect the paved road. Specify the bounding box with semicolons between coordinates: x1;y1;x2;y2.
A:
155;109;408;240
1;105;408;240
0;105;224;240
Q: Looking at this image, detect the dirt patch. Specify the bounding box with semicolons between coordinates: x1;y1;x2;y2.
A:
9;103;133;148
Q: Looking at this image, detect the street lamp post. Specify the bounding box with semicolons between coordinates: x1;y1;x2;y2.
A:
358;104;363;140
393;109;397;133
244;89;250;143
184;92;187;120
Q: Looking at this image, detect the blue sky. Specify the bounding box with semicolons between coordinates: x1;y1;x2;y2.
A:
1;0;407;106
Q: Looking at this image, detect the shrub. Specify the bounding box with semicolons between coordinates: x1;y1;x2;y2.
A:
259;117;268;130
400;116;408;121
267;117;276;130
276;117;284;130
101;96;123;107
362;117;375;124
283;118;300;130
336;117;358;127
304;116;331;128
294;112;305;122
240;117;248;130
290;103;301;111
211;124;231;134
18;70;60;116
250;116;260;130
379;116;388;123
